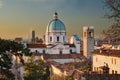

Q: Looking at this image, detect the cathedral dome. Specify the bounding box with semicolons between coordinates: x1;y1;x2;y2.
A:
46;12;66;32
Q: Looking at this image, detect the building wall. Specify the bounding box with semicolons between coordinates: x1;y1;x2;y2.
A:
70;36;80;54
29;48;46;53
29;46;76;54
49;45;76;54
93;54;120;74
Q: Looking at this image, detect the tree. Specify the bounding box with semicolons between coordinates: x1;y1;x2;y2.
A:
103;0;120;42
104;0;120;22
0;52;15;80
82;61;92;74
24;56;50;80
65;75;74;80
0;39;32;79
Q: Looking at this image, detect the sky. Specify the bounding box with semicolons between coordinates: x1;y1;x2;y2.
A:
0;0;111;40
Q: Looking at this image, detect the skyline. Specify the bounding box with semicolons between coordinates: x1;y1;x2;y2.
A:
0;0;111;39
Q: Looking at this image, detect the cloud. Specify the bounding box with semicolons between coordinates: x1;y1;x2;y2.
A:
0;0;3;8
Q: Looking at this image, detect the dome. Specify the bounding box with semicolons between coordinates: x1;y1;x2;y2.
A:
73;34;80;41
46;12;66;32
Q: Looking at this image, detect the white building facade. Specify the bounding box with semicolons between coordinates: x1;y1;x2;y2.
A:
92;50;120;74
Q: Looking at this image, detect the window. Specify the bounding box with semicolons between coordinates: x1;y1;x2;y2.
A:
115;71;117;74
50;36;52;42
89;32;94;38
70;49;72;53
111;58;113;64
99;70;102;74
112;70;114;74
97;67;98;71
63;36;65;42
112;58;117;64
84;32;86;37
35;50;39;54
43;50;45;53
57;36;59;42
94;67;97;71
60;50;62;54
96;57;98;62
114;59;116;64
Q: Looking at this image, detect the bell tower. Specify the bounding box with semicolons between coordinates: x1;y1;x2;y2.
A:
83;26;94;59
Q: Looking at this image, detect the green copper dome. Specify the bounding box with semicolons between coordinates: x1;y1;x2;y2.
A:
46;12;66;32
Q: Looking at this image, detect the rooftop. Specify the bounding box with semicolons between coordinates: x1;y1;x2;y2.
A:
92;49;120;57
83;74;120;80
27;43;46;48
34;53;85;59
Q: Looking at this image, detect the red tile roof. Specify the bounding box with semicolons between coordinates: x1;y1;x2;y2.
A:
64;43;75;47
27;43;46;48
34;53;85;59
92;49;120;57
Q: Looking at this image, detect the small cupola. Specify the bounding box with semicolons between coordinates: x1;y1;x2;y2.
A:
53;12;58;20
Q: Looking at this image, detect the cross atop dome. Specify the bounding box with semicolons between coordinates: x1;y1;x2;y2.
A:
55;12;58;15
53;12;58;20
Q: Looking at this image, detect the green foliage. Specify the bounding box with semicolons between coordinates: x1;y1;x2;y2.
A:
24;56;50;80
0;39;31;56
0;52;15;80
0;39;32;79
65;75;74;80
50;75;64;80
22;48;32;56
82;61;92;73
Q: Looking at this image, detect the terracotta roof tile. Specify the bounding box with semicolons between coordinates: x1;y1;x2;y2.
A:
64;43;75;47
34;53;85;59
27;43;46;48
92;49;120;57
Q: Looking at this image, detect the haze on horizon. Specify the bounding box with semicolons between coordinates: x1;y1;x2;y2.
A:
0;0;111;39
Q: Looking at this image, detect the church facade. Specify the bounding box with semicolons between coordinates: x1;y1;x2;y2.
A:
26;12;81;54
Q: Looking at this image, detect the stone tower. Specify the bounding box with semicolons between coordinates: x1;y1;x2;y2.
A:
83;26;94;59
31;30;35;43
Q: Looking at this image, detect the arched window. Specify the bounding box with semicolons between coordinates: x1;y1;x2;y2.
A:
70;49;72;53
60;50;62;54
35;50;39;54
89;32;94;38
115;71;117;74
63;36;65;42
114;59;116;64
57;36;59;42
43;50;45;53
84;32;86;37
50;36;52;42
112;70;114;74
